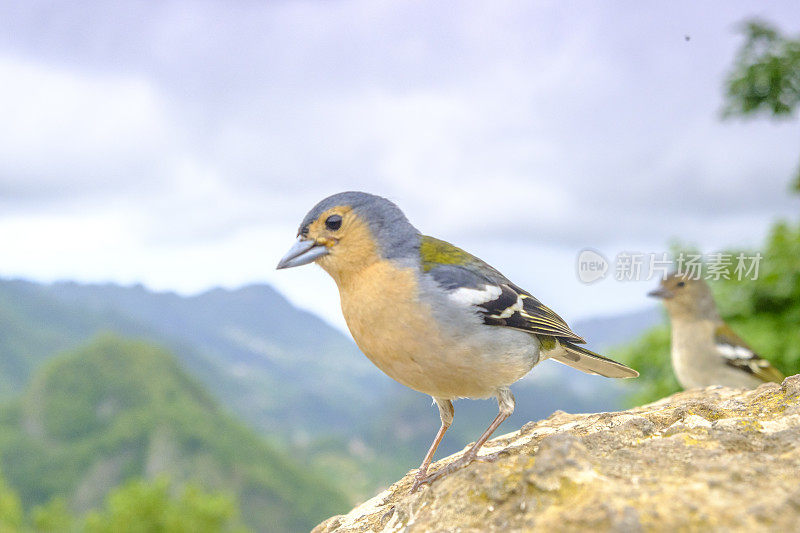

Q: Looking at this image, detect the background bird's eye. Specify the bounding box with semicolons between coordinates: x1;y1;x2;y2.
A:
325;214;342;231
676;281;686;288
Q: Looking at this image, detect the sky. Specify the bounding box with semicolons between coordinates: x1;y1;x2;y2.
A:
1;1;799;332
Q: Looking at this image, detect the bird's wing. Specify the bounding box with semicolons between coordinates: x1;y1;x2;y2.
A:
420;236;586;343
714;324;784;383
478;282;587;343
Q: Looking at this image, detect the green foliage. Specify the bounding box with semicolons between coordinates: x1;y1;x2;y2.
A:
724;20;800;117
714;221;800;375
31;499;74;532
0;335;348;532
6;478;247;532
723;19;800;192
613;324;677;406
0;469;23;531
616;221;800;405
84;478;247;533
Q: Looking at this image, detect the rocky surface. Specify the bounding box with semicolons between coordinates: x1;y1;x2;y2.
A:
314;375;800;532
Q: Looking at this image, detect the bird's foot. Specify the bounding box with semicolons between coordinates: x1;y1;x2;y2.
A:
409;470;430;493
409;449;504;493
472;449;504;463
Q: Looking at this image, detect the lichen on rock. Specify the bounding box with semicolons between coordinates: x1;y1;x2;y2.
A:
314;374;800;532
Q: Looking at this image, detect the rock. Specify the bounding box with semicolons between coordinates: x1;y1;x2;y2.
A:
313;375;800;532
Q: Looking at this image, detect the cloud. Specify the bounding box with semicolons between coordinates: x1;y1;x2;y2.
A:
0;54;176;202
0;0;799;326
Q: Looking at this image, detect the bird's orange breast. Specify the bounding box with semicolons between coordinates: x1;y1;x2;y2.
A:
334;259;536;399
337;261;449;395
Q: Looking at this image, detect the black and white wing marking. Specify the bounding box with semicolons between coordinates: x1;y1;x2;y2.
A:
476;283;586;343
714;324;784;383
427;263;585;343
424;257;637;378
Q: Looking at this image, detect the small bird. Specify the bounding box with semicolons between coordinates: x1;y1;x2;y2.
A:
277;192;637;491
648;273;783;390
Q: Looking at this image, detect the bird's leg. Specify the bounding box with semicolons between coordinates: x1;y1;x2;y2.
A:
458;387;515;464
410;398;453;493
420;388;515;486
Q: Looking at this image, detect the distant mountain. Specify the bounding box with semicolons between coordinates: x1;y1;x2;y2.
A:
0;278;662;500
0;335;347;532
0;279;386;440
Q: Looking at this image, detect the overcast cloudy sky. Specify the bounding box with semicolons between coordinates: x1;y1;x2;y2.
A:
1;1;798;330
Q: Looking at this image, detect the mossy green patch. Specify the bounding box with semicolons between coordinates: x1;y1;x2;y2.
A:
680;434;708;447
539;336;557;351
419;236;475;272
734;419;764;432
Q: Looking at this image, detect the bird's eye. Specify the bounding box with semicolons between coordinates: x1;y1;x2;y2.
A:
676;281;686;288
325;214;342;231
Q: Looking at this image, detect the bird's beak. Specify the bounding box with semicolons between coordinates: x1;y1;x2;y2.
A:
647;287;673;299
276;237;330;269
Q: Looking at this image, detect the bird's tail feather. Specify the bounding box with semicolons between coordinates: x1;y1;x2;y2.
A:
550;342;639;379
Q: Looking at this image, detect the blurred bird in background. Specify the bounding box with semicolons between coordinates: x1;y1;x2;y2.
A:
278;191;637;491
649;273;784;390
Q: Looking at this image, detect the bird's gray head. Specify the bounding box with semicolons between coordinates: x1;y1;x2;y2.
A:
276;191;420;275
648;272;719;319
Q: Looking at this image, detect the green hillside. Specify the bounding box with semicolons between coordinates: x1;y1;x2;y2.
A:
0;279;645;501
0;335;348;532
0;281;142;397
0;280;387;442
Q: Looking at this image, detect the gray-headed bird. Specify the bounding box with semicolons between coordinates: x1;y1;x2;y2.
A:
649;273;783;390
278;191;637;491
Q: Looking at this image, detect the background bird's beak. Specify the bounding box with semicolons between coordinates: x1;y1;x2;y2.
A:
276;237;329;269
647;287;673;299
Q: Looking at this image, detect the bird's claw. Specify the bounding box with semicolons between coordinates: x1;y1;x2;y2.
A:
410;466;441;492
409;475;427;493
409;450;506;493
473;450;503;463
